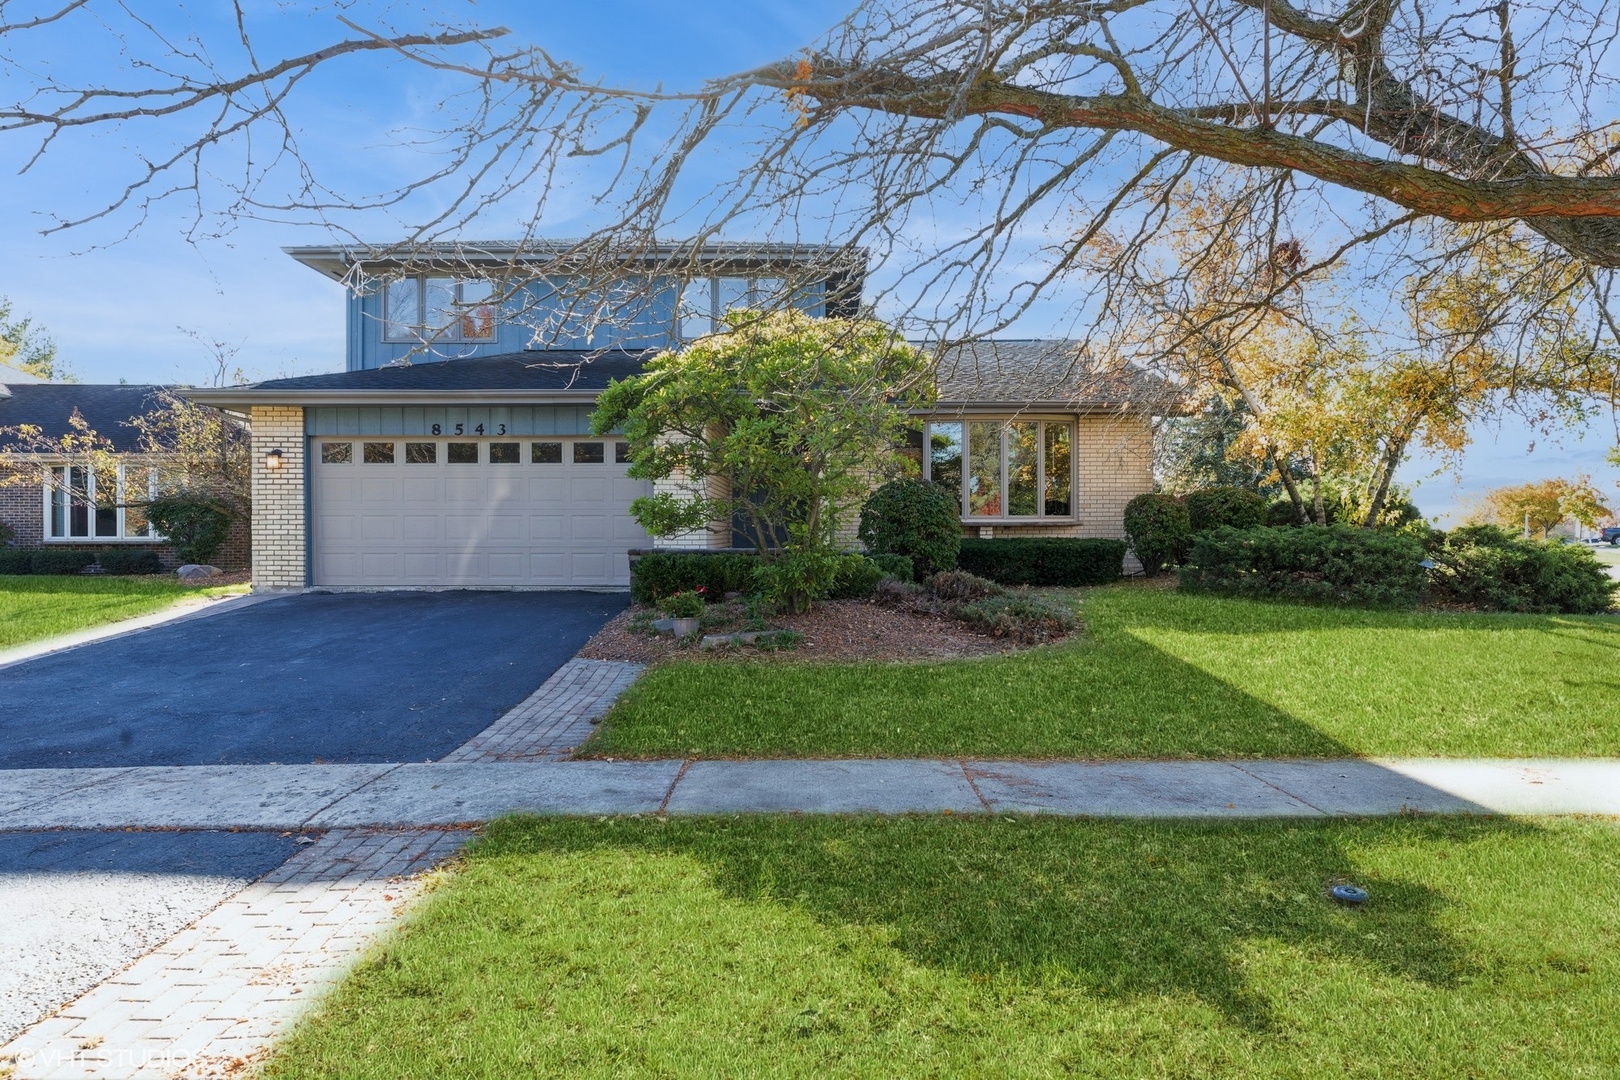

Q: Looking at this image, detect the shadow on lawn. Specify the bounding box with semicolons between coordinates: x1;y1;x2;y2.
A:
483;814;1517;1030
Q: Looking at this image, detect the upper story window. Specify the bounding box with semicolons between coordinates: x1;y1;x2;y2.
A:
678;276;788;339
45;464;161;541
383;276;497;343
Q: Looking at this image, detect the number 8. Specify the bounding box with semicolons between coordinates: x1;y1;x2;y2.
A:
431;423;441;435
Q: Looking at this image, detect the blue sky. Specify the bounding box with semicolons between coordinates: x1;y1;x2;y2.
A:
1;0;1615;523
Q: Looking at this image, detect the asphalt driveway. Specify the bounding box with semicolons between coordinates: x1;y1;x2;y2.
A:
0;590;627;769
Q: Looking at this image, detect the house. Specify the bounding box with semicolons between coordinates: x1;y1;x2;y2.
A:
0;373;251;568
188;242;1166;592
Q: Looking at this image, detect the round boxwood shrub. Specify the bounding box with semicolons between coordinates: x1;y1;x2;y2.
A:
1123;492;1191;576
144;497;233;566
1185;486;1266;532
857;479;961;578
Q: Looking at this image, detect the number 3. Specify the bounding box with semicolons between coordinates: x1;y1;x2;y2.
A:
497;424;507;435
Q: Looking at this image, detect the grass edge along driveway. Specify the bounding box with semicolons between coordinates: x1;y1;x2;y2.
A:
0;574;245;651
262;814;1620;1079
586;585;1620;760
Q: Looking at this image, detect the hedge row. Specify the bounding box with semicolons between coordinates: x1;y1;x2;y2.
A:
956;537;1126;587
0;549;164;575
628;551;759;602
1430;525;1617;614
1179;525;1428;608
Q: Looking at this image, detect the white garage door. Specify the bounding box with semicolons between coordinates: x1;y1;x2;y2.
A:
310;436;651;587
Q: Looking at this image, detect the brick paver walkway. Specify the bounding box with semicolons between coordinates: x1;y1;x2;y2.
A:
440;658;643;763
0;828;470;1079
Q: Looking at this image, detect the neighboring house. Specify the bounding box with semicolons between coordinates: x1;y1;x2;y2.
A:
190;242;1169;592
0;375;249;568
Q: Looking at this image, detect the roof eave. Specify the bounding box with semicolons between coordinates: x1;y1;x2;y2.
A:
920;399;1183;415
182;388;605;408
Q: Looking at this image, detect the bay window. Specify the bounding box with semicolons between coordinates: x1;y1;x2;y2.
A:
924;419;1074;520
45;464;160;541
383;276;497;342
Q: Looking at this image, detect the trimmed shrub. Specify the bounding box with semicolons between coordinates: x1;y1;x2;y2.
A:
30;549;97;575
95;549;163;575
752;550;841;614
956;537;1125;587
1185;487;1266;532
953;592;1077;644
659;590;706;618
1123;493;1191;576
868;553;915;582
1432;525;1618;614
0;549;32;574
630;552;758;603
924;569;1005;602
1266;495;1344;526
144;497;233;566
1179;524;1427;608
826;554;886;600
857;479;961;578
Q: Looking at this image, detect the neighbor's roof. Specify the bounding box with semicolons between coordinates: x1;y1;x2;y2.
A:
284;240;867;283
928;339;1187;414
184;351;655;408
0;382;168;452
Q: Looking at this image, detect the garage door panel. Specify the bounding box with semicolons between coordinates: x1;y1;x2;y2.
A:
312;436;650;588
403;553;442;579
488;514;524;541
528;514;566;541
570;513;609;542
401;515;441;541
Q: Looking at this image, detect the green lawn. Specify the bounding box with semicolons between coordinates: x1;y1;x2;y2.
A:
263;815;1620;1078
586;586;1620;760
0;574;245;650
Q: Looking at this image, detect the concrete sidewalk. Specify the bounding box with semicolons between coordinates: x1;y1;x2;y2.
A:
3;757;1618;828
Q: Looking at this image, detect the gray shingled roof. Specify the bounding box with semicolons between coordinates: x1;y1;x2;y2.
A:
0;383;168;452
229;350;654;395
930;339;1184;412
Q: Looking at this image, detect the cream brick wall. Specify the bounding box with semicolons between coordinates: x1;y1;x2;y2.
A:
649;430;733;550
249;405;306;591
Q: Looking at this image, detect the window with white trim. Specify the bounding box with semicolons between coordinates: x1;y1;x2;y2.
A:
677;276;793;339
45;464;161;540
923;419;1074;520
383;276;497;342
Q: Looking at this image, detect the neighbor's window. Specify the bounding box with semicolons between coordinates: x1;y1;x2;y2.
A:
924;419;1075;520
383;276;497;343
46;464;159;541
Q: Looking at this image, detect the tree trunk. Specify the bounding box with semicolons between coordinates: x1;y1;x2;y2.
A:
1269;450;1310;524
1362;435;1410;527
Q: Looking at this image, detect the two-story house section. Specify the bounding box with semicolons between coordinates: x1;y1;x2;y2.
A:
190;242;870;590
281;241;864;370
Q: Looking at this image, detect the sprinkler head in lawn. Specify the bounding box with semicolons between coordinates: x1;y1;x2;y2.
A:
1328;884;1369;905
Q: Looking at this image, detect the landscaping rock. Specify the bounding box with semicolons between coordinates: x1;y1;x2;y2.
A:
175;564;222;581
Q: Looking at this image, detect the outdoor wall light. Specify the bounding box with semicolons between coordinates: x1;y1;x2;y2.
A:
265;448;285;470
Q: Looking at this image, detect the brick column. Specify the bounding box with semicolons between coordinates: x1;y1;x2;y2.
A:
249;405;306;591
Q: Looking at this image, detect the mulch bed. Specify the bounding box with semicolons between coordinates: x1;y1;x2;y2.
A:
578;598;1035;664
